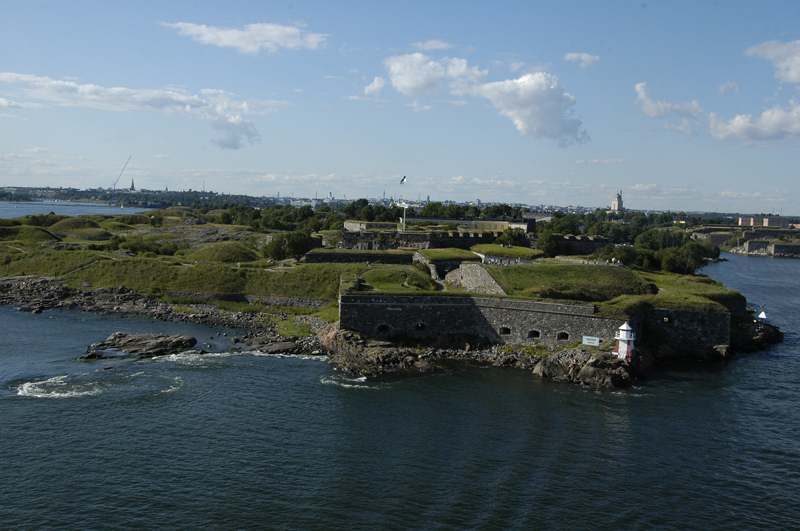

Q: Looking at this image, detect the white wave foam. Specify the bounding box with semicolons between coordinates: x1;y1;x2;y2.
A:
16;375;104;399
319;374;380;389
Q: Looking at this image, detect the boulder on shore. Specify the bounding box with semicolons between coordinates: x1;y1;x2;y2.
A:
532;350;635;388
82;332;197;360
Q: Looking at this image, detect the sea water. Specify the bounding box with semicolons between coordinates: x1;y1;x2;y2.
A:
1;253;798;530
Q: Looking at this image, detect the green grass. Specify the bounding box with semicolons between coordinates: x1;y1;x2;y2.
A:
188;241;258;263
277;319;312;338
418;248;481;262
471;244;543;260
362;265;437;291
99;220;134;232
313;303;339;323
49;217;101;233
488;262;652;302
61;228;112;240
0;226;59;243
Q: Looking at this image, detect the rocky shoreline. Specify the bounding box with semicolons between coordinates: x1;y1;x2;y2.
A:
0;275;327;356
1;275;784;389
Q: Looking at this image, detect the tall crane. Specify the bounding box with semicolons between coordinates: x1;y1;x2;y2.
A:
109;156;131;206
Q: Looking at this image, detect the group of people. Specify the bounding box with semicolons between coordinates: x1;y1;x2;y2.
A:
485;257;523;266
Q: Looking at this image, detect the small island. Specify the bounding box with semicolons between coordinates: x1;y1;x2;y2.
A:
0;203;784;388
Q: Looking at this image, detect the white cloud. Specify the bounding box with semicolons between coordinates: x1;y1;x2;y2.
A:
470;72;588;145
0;72;286;149
573;158;626;165
635;82;702;118
405;101;433;112
662;117;695;135
364;76;387;96
211;115;260;149
630;183;658;191
745;40;800;83
0;97;41;109
24;146;51;153
379;55;586;143
720;190;762;198
563;52;600;69
383;53;486;96
154;154;170;159
718;81;740;95
508;60;526;73
162;22;327;55
411;40;454;51
709;100;800;141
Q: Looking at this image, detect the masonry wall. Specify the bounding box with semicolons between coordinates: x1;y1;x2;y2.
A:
744;240;770;253
444;263;506;294
769;244;800;257
340;230;497;250
305;252;413;264
339;293;627;347
339;293;731;351
640;309;730;349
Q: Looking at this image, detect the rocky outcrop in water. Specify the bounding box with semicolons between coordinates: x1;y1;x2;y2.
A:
82;332;197;360
531;350;636;388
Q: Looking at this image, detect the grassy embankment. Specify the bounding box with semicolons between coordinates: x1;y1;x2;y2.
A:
487;261;743;317
470;244;544;260
0;212;358;332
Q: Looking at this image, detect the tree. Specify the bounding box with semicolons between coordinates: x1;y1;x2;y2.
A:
421;202;445;217
495;227;526;246
444;204;465;218
286;231;315;259
536;233;559;257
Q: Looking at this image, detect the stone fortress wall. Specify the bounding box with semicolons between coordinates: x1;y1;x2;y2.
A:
341;230;497;250
339;293;731;351
444;263;505;294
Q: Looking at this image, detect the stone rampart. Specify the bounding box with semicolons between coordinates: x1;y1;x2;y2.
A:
340;230;496;250
744;240;770;253
339;293;731;352
444;263;506;294
339;293;622;347
305;251;413;264
640;309;730;350
769;244;800;257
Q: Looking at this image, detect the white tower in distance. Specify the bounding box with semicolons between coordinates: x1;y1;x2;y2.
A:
611;191;623;213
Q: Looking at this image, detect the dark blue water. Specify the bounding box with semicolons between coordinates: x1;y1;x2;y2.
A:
0;201;148;219
1;252;799;530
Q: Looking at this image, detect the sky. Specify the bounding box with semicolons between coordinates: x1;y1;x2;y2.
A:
1;0;799;213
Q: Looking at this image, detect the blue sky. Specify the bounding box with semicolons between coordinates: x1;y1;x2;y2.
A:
1;1;799;213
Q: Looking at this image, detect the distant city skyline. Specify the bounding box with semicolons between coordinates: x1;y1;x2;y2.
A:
1;1;799;213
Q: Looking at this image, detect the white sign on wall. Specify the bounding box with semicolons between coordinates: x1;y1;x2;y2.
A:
582;336;600;347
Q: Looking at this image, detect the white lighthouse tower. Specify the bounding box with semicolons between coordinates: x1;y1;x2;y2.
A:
613;322;636;361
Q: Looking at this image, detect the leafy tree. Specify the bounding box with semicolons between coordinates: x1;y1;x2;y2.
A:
535;233;559;257
444;204;465;218
421;202;445;217
494;227;527;246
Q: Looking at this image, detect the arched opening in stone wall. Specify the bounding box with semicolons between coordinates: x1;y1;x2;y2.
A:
499;326;511;335
376;324;391;336
528;330;540;338
557;331;570;341
415;322;427;331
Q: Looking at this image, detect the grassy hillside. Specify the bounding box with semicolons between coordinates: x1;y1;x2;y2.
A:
189;241;258;263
